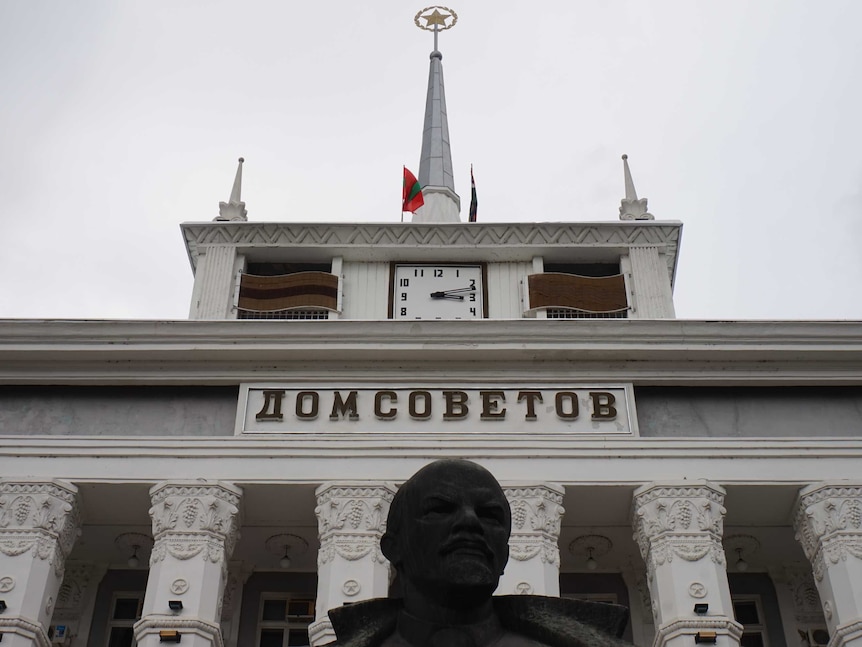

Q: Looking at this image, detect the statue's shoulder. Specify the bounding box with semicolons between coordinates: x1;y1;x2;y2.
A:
328;598;401;647
494;596;632;647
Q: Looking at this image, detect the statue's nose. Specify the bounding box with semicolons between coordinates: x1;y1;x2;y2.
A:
451;505;483;533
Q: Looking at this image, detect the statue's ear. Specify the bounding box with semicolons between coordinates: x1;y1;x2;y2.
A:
380;532;399;565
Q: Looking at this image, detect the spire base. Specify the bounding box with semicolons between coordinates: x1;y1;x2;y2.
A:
411;186;461;223
216;201;248;222
619;198;653;221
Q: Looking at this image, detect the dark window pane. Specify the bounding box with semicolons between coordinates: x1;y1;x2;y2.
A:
740;633;765;647
262;599;287;621
259;628;284;647
288;628;310;646
288;600;313;617
107;627;135;647
734;601;760;625
113;598;141;620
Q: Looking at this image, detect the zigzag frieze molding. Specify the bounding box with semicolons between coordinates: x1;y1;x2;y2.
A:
182;223;681;278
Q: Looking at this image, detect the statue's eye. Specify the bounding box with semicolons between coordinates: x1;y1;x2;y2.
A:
478;505;506;525
422;498;456;516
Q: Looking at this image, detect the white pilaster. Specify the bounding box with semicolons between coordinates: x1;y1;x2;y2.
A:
632;481;742;647
134;480;242;647
308;483;396;647
50;561;107;647
768;564;827;647
0;479;81;647
497;484;564;596
622;563;657;647
794;482;862;647
626;246;676;319
188;245;240;319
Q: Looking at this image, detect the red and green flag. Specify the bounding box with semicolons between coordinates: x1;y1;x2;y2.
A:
402;166;424;213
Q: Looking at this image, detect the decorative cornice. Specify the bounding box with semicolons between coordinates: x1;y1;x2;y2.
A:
0;615;51;647
180;221;682;283
134;615;224;647
2;319;861;386
653;617;744;646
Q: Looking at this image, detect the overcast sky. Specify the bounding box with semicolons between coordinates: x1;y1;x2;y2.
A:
2;1;861;320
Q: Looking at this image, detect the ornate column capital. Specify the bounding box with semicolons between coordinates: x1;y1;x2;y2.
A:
794;482;862;582
632;481;727;575
314;483;397;566
503;484;564;567
148;480;243;568
0;479;81;577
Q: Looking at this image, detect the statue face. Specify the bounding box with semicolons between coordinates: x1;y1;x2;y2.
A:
384;460;511;606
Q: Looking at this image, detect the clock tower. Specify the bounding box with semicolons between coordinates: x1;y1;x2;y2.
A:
182;7;679;323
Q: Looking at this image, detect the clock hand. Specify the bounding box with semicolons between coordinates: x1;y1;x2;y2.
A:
434;286;476;296
430;291;465;300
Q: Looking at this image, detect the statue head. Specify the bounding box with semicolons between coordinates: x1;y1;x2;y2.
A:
381;459;511;610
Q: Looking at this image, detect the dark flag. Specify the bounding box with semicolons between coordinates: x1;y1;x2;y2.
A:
468;165;478;222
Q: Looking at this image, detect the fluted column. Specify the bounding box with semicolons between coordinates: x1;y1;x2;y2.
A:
497;484;564;596
794;482;862;647
0;479;81;647
308;483;396;647
632;481;741;647
134;481;242;647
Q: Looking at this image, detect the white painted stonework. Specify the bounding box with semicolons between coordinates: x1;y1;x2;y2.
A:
0;480;80;647
633;482;742;647
498;484;565;597
794;482;862;647
134;481;242;647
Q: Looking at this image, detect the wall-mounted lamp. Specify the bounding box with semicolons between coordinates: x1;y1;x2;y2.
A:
159;630;182;642
168;600;183;612
693;603;709;615
0;600;6;612
695;631;717;644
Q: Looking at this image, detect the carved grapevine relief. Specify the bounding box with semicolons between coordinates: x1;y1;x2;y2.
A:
632;485;727;575
504;486;564;568
794;486;862;582
315;486;395;566
148;483;242;566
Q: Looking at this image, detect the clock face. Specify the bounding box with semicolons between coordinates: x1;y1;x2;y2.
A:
390;264;486;320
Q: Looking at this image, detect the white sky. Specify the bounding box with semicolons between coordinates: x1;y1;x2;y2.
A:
2;1;861;320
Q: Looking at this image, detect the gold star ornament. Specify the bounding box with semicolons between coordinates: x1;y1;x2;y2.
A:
414;6;458;31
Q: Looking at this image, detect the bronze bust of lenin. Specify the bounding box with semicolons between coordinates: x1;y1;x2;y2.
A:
327;459;632;647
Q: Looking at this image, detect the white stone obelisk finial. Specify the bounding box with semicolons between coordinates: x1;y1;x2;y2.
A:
216;157;248;222
619;154;654;220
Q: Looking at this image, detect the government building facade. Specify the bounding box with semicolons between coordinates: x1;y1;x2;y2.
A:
1;9;862;647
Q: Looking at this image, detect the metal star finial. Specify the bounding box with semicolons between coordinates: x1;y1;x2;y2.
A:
415;6;458;50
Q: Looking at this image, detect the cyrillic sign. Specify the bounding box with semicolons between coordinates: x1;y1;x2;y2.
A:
236;384;637;436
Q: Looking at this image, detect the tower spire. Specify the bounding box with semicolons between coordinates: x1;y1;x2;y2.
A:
216;157;248;222
412;6;461;223
618;154;654;221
